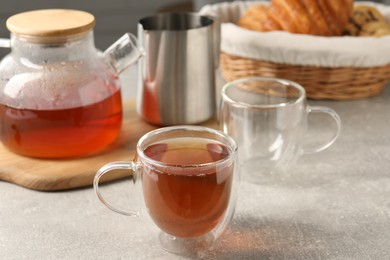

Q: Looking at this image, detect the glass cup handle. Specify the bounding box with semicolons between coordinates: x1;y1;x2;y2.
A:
93;161;141;217
302;106;341;155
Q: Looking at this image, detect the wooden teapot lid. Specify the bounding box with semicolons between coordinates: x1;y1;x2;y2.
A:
6;9;95;42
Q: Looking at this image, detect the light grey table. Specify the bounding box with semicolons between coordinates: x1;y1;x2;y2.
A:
1;67;390;259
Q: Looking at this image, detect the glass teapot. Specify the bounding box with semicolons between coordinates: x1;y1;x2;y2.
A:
0;9;143;158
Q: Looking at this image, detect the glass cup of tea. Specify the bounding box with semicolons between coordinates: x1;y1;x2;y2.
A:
219;77;341;182
93;125;240;255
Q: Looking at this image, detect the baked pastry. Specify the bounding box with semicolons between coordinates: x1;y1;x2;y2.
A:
344;5;390;37
238;3;278;33
268;0;322;35
238;0;354;36
238;4;282;32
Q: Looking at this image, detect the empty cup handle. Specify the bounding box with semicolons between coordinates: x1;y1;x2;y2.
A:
302;106;341;155
93;161;141;217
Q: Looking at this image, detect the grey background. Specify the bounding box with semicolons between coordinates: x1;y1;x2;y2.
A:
0;0;194;58
0;0;385;52
1;0;390;259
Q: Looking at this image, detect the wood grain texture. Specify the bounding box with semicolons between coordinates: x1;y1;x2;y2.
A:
6;9;95;37
0;100;218;191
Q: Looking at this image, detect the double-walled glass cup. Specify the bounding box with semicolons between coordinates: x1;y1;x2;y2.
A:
219;77;341;182
94;126;240;255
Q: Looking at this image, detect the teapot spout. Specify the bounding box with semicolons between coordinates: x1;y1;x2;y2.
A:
104;33;144;76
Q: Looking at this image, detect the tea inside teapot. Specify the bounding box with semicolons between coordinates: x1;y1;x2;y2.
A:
0;65;122;158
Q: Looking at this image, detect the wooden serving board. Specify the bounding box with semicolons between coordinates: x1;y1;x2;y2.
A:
0;100;217;191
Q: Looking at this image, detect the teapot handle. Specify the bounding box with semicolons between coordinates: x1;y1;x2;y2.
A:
0;38;10;48
103;33;144;76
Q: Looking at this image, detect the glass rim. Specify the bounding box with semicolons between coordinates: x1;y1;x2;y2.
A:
136;125;237;169
139;12;213;31
221;77;306;109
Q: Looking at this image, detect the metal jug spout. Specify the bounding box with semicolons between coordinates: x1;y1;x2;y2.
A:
104;33;144;76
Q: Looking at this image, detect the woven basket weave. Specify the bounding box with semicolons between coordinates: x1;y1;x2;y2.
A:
220;52;390;100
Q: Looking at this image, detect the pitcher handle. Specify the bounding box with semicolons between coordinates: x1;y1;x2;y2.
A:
302;106;341;155
93;161;142;217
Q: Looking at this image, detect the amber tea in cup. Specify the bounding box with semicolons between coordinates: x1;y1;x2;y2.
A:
94;126;240;255
143;137;232;238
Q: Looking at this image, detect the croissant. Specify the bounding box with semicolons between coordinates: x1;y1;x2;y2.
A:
238;0;354;36
238;4;282;32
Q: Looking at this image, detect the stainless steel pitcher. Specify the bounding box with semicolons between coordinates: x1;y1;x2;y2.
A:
137;13;219;126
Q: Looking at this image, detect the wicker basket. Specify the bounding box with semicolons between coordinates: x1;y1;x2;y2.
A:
220;52;390;100
200;1;390;100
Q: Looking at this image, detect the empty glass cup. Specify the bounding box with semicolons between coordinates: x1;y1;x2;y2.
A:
219;77;341;182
